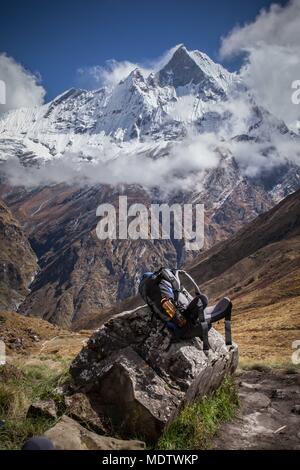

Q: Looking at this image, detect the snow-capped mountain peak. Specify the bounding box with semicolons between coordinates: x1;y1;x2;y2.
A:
0;44;296;171
156;44;235;97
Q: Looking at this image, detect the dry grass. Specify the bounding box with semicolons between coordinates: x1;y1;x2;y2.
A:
214;295;300;366
0;360;71;449
0;310;90;358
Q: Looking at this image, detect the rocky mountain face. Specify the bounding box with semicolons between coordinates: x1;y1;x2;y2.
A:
0;44;296;164
0;184;179;328
0;169;273;328
0;199;37;310
0;44;299;327
0;45;241;159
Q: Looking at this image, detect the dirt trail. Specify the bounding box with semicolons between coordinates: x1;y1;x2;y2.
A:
213;367;300;450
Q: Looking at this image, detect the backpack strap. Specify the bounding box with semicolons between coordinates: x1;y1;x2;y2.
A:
205;297;233;347
157;267;181;302
196;296;210;351
224;303;232;346
225;319;232;346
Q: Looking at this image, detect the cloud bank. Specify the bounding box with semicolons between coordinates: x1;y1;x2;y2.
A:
0;54;45;113
3;127;300;192
1;132;220;191
76;60;150;89
220;0;300;130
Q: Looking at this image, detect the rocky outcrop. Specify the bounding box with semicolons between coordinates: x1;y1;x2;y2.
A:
70;306;238;442
27;399;57;420
65;393;107;434
0;200;37;310
44;415;145;450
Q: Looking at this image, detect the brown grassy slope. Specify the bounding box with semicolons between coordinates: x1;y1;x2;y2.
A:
187;189;300;364
0;309;91;363
0;310;61;354
188;188;300;288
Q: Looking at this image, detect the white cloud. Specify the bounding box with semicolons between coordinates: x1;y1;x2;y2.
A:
4;126;300;191
76;45;182;90
77;60;150;89
229;136;300;178
220;0;300;130
1;132;221;190
0;54;45;113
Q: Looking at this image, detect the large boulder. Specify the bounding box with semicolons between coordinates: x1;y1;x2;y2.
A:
70;306;238;442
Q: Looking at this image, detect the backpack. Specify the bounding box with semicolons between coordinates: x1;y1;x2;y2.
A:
138;268;180;323
139;267;232;351
139;268;185;310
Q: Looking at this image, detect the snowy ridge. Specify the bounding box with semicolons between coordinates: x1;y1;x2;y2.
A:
0;43;298;202
0;44;245;161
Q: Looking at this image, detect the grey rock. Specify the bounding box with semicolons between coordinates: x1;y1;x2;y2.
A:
243;392;271;410
272;389;288;400
70;305;238;442
65;393;107;434
27;399;57;419
25;328;40;342
291;405;300;415
239;381;262;391
9;337;23;350
44;415;145;450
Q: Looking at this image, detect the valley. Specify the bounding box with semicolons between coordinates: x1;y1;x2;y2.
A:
1;44;299;328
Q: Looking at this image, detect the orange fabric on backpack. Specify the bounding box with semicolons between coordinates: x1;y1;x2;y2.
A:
161;297;187;327
161;297;177;319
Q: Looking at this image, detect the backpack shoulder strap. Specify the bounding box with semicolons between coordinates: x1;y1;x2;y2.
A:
158;268;181;302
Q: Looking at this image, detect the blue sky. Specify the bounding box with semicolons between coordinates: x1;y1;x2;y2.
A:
0;0;288;100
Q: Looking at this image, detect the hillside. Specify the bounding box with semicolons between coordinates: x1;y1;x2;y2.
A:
0;309;91;357
187;188;300;363
0;200;37;310
188;187;300;300
76;189;300;364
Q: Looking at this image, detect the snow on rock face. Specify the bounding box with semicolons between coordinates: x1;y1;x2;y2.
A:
0;45;242;162
0;43;299;201
157;44;236;97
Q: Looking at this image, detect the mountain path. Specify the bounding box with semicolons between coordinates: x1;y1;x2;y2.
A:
213;367;300;450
